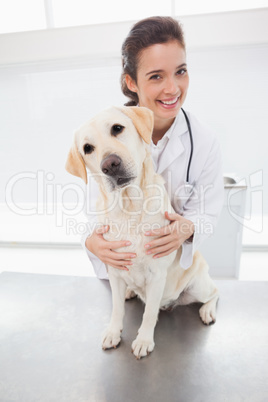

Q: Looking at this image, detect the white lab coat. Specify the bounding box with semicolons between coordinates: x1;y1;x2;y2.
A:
81;109;224;280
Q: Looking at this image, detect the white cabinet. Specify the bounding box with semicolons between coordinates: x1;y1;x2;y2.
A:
199;177;247;278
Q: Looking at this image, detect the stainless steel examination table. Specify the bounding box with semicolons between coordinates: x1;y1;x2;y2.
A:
0;272;267;402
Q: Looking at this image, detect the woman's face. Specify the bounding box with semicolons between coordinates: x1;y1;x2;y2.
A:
126;40;189;131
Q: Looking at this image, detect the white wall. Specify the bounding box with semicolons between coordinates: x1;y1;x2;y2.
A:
0;9;267;63
0;9;267;244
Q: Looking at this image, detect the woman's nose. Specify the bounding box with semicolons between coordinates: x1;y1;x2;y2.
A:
164;76;177;94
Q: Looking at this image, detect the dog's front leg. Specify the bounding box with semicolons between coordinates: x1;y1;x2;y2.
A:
102;273;127;350
132;275;166;359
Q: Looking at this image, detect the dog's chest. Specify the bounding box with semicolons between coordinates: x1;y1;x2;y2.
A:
103;218;174;294
103;227;148;255
102;213;167;252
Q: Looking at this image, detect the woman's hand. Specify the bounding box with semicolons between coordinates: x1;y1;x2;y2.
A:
85;225;136;271
144;211;194;259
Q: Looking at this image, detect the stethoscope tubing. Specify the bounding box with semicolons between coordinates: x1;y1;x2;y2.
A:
181;108;193;183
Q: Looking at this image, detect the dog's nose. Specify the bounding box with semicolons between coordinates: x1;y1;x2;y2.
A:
101;154;122;177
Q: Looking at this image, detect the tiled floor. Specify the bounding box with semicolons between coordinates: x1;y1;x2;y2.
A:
0;245;267;281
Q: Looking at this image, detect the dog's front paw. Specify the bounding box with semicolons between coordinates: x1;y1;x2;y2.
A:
102;327;122;350
131;337;155;359
199;303;216;325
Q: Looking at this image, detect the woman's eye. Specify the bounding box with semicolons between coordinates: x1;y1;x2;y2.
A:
83;143;95;154
149;74;161;80
177;68;187;75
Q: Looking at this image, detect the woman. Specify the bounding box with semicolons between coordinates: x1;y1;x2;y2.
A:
82;16;224;279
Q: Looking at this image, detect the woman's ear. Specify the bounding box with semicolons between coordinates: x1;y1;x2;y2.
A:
125;74;138;93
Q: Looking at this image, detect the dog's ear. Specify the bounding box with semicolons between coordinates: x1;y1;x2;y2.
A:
119;106;154;144
65;142;88;184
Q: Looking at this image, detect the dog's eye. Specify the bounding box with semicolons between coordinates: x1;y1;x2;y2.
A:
111;124;125;136
83;143;95;154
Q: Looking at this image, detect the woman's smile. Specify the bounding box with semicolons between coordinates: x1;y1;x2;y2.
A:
157;96;180;108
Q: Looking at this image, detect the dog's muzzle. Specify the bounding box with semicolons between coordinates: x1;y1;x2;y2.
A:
101;154;134;187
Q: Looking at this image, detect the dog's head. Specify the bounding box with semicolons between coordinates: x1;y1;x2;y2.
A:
65;106;154;191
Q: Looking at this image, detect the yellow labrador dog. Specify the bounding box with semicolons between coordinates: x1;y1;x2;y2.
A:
66;106;219;359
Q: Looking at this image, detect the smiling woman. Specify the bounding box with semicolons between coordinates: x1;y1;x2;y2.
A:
80;16;225;279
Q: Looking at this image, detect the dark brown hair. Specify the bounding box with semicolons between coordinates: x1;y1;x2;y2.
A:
121;16;186;106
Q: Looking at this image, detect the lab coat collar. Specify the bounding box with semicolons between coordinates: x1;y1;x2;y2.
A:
156;109;188;175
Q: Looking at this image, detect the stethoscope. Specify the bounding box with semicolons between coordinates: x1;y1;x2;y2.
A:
181;108;193;183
